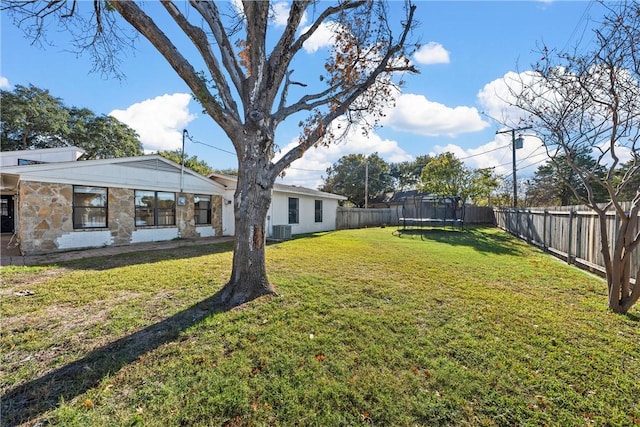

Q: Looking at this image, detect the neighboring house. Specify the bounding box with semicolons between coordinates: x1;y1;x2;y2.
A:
209;173;347;238
369;190;420;209
1;147;225;255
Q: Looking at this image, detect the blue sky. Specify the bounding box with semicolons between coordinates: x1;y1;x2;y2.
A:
1;1;604;188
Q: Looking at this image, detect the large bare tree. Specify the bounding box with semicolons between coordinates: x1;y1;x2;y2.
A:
509;1;640;313
4;1;418;306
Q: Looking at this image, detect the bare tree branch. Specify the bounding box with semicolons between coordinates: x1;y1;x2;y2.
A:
109;1;235;135
160;1;240;122
271;3;417;179
189;0;246;99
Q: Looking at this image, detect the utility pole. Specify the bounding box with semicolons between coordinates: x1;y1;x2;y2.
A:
496;126;531;208
364;161;369;209
181;129;188;194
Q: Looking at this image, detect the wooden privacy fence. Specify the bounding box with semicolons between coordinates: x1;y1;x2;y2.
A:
494;204;640;279
336;205;494;230
336;207;400;229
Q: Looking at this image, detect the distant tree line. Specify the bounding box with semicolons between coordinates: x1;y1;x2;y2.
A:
0;84;225;175
1;84;143;159
320;152;501;207
321;150;638;208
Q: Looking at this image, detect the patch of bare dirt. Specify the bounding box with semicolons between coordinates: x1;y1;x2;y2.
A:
1;291;142;392
0;268;71;297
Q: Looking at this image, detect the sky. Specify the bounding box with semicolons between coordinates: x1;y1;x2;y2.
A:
1;1;606;189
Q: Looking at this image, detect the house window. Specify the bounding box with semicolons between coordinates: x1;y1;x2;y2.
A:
17;159;45;165
194;195;212;225
314;200;323;223
288;197;299;224
135;190;175;226
73;186;107;229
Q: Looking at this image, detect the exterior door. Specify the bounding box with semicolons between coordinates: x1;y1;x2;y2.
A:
1;195;15;233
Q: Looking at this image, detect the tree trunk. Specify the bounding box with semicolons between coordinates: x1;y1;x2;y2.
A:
605;214;640;314
218;161;278;307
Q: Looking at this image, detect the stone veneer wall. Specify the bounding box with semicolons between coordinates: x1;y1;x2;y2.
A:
108;186;135;245
18;181;74;254
17;180;224;255
177;193;197;238
212;195;223;237
177;194;224;238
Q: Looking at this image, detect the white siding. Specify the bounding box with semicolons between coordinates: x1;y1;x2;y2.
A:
0;146;85;167
2;156;226;196
269;192;339;236
209;174;346;238
221;189;236;236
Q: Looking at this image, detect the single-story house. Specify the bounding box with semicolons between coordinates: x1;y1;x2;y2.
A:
209;173;347;238
1;147;348;254
1;147;225;255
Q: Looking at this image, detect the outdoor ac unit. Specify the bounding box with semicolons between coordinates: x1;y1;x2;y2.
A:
272;225;292;240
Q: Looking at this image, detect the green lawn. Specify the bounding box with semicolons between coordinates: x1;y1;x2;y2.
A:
2;227;639;426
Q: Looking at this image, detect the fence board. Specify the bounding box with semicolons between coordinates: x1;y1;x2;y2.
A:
494;203;639;281
336;205;494;230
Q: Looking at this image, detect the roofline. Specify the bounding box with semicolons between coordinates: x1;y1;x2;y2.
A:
1;154;227;191
0;146;86;156
209;173;347;200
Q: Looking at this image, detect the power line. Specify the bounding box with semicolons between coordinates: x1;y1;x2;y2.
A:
458;143;511;160
186;134;236;156
496;151;548;170
288;166;327;172
561;0;596;54
187;134;330;172
500;153;549;180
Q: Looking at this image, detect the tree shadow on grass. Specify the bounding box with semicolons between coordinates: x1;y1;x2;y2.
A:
394;226;525;256
624;312;640;322
56;240;235;272
1;290;230;426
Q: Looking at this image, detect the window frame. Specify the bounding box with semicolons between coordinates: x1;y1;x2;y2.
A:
314;200;323;223
135;190;176;227
194;195;212;225
288;197;299;224
73;186;108;229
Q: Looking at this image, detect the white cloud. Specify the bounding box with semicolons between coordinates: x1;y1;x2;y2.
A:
230;0;243;15
382;93;489;137
302;21;340;53
272;2;291;26
0;76;10;88
413;42;450;65
110;93;196;153
271;1;307;28
275;118;412;188
477;70;540;127
431;133;549;178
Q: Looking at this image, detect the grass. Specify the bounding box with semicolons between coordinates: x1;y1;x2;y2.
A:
1;226;639;426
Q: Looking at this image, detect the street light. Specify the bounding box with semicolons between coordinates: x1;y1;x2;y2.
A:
496;126;531;208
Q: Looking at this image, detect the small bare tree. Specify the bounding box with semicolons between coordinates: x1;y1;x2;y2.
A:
510;1;640;313
4;1;418;306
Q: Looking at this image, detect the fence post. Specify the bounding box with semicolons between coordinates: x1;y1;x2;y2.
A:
543;210;547;250
567;210;575;265
576;214;583;263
